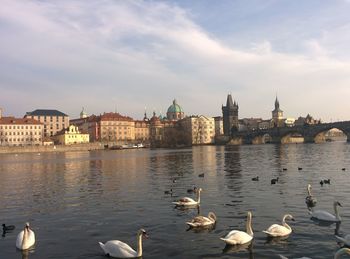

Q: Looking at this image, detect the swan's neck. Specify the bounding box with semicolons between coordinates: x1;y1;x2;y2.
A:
246;214;253;237
197;191;201;204
282;217;291;231
136;233;143;257
22;227;28;249
307;185;312;196
334;204;341;221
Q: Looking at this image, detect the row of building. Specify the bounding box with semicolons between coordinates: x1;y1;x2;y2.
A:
0;95;320;147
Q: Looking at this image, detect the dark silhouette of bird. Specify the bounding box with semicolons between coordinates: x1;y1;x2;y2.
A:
2;224;15;232
271;177;279;184
198;173;205;178
187;186;197;193
342;168;346;171
323;179;331;184
282;168;288;171
251;176;259;181
172;178;177;183
320;180;324;186
298;167;303;171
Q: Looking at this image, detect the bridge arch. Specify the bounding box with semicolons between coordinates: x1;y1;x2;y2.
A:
313;127;347;143
252;133;272;144
280;130;304;144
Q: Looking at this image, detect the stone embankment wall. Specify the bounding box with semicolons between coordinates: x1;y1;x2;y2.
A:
0;143;104;154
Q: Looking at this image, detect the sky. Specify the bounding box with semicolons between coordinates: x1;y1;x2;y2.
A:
1;0;350;122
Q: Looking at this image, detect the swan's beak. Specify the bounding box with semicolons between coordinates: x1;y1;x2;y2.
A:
338;202;343;207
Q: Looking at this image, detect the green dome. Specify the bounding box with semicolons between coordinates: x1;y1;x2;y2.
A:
167;99;183;113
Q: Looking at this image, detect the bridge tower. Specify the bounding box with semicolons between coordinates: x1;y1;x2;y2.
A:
222;94;239;135
272;96;284;127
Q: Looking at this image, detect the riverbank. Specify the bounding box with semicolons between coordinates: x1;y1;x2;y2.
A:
0;143;104;154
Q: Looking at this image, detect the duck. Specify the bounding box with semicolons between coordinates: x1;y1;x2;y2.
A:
320;180;324;186
335;234;350;246
263;214;294;237
309;201;342;222
251;176;259;181
186;212;217;228
271;177;279;185
172;188;202;206
220;211;253;245
298;167;303;171
99;228;148;258
323;179;331;184
187;186;197;194
334;248;350;258
305;184;317;207
198;173;205;178
2;224;15;232
342;168;346;171
16;222;35;250
282;168;288;171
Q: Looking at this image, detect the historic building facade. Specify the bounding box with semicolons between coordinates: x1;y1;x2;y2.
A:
0;116;43;146
166;99;185;121
222;94;239;136
52;125;89;145
25;109;69;138
178;115;215;145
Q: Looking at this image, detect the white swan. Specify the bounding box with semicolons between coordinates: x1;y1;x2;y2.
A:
263;214;294;237
220;211;253;245
335;234;350;246
186;212;217;228
16;222;35;250
309;201;342;222
334;248;350;258
172;188;202;206
99;229;148;258
305;184;317;207
279;255;312;259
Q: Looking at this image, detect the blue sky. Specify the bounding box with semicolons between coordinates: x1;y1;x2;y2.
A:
1;0;350;121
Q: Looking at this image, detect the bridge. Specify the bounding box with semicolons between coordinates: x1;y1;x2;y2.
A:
229;121;350;144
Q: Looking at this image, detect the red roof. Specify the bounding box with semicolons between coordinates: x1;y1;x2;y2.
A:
0;116;42;125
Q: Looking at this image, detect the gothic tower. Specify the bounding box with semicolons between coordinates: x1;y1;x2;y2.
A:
222;94;239;135
272;96;284;127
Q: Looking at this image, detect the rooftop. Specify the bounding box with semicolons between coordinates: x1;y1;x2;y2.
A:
26;109;68;117
0;116;42;125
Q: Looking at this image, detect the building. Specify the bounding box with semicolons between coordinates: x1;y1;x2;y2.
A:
135;120;150;142
25;109;69;138
295;114;321;126
178;115;215;145
239;118;263;131
222;94;239;135
271;96;284;127
0;116;43;146
213;116;224;136
166;99;185;121
52;125;89;145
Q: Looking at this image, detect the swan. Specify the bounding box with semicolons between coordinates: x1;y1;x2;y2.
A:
335;234;350;246
305;184;317;207
99;228;148;258
309;201;342;222
172;188;202;206
186;212;217;228
279;255;311;259
263;214;294;237
16;223;35;250
220;211;253;245
334;248;350;258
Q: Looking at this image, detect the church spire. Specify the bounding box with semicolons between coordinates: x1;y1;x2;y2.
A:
275;95;280;110
226;94;234;108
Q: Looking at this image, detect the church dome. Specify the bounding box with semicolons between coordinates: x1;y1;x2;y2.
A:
167;99;183;113
80;107;87;119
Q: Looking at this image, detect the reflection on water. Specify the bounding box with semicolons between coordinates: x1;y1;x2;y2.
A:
0;143;350;258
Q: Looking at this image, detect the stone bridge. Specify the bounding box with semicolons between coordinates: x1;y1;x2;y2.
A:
230;121;350;144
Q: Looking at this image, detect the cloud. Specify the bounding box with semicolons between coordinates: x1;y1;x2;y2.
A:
0;0;349;121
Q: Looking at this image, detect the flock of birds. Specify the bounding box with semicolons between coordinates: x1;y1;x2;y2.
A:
3;167;350;258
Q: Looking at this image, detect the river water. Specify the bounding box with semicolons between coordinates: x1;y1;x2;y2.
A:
1;143;350;259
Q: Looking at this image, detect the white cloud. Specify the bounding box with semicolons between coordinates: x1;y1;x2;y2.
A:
0;0;349;122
